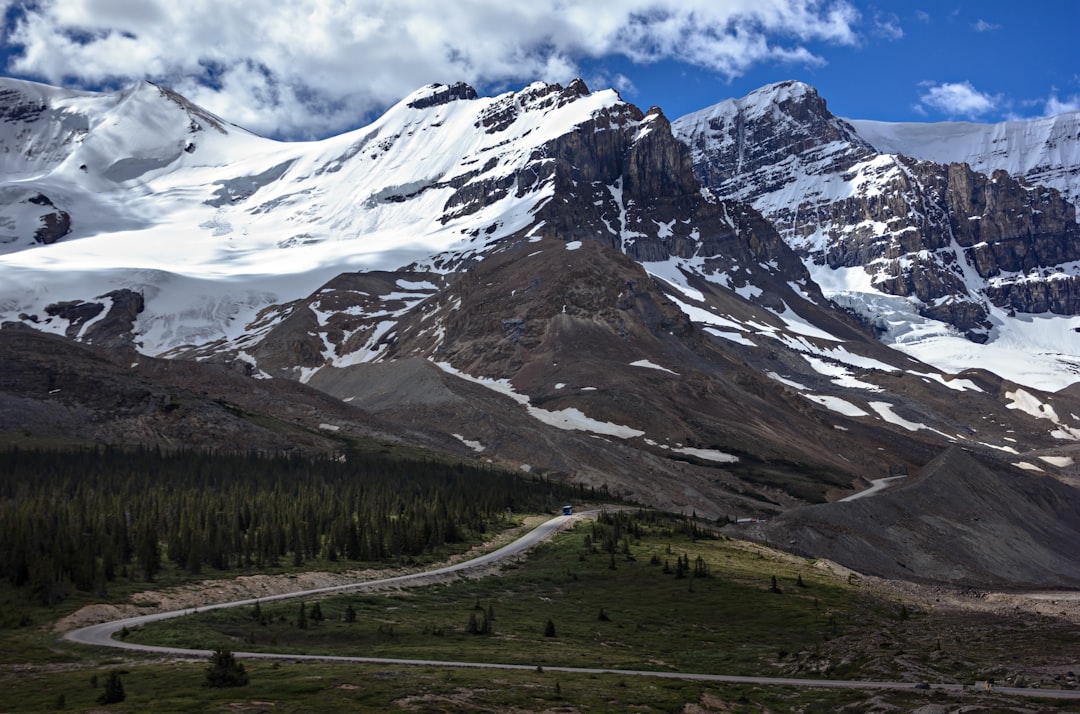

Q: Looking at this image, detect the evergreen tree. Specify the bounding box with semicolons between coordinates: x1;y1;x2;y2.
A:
96;671;125;704
204;648;249;688
544;618;556;637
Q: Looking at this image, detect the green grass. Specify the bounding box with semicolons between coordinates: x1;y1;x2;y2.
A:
0;659;984;713
130;527;861;675
125;519;1080;688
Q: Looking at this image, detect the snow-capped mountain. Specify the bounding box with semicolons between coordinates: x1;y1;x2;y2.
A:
1;76;1079;524
673;81;1080;389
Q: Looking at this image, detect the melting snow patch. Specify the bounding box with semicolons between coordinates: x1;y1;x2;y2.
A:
1038;455;1075;467
452;434;485;452
767;372;809;390
1007;388;1059;420
1006;388;1080;440
1014;461;1045;472
298;366;322;384
630;359;679;375
432;361;643;438
396;279;436;290
909;371;983;392
868;401;950;439
980;442;1020;454
705;327;756;346
318;423;340;432
804;356;882;392
645;260;706;302
669;446;738;463
733;282;762;300
803;394;869;417
769;302;839;340
530;407;644;438
565;240;582;250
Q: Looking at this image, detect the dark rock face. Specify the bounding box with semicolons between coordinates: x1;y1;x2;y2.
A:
0;86;47;123
407;82;478;110
34;208;72;245
43;289;144;350
19;193;73;246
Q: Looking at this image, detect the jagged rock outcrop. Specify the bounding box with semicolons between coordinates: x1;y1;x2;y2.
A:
28;193;71;244
407;81;478;110
40;289;144;350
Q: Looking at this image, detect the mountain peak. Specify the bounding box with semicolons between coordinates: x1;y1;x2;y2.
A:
747;79;818;101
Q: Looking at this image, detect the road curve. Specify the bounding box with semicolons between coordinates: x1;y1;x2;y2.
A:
63;511;1080;701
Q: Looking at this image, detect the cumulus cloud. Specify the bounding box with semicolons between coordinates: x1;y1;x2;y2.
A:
918;81;999;118
1;0;860;139
1045;94;1080;116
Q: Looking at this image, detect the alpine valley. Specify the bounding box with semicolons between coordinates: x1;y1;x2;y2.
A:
2;76;1079;589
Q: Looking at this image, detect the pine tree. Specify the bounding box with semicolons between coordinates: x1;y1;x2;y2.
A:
544;618;556;637
204;648;249;688
96;671;125;704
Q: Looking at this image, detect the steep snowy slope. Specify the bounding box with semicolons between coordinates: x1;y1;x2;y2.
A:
674;81;1080;391
850;112;1080;206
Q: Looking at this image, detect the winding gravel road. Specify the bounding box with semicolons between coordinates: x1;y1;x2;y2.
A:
63;511;1080;701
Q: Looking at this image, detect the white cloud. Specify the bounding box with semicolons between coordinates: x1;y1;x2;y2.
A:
872;13;903;40
972;19;1000;32
1;0;861;139
1045;94;1080;116
918;81;999;118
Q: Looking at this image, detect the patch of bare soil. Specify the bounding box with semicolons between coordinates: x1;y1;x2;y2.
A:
53;515;552;633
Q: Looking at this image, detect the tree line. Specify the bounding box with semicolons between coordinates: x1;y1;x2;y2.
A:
0;445;591;605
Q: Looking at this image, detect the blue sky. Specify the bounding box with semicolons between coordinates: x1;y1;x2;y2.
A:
0;1;1076;140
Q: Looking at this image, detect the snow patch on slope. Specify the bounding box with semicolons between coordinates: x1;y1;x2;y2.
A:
432;360;644;439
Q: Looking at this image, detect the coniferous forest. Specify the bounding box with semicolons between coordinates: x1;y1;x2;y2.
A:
0;446;590;607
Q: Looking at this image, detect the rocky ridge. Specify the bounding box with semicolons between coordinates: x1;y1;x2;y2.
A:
672;81;1080;339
